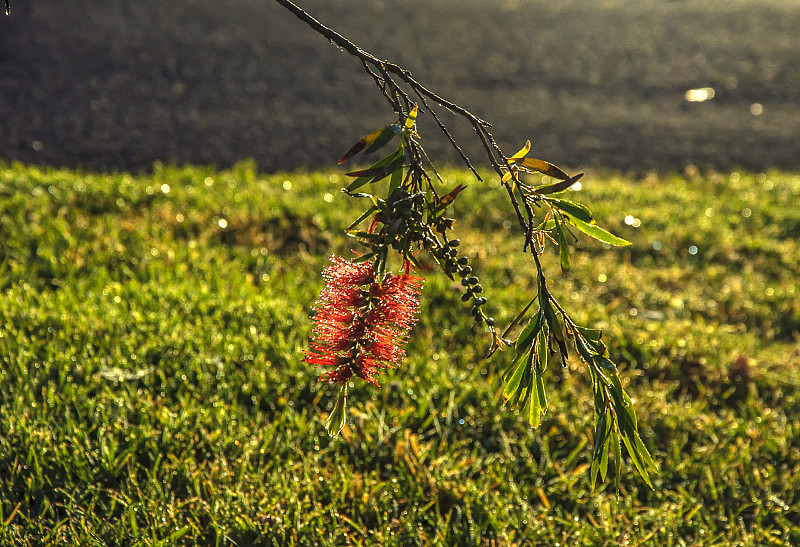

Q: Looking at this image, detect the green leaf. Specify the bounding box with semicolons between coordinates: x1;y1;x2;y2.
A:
388;163;404;196
551;199;594;223
364;124;402;155
527;369;542;428
535;370;547;415
338;123;401;164
622;431;654;489
633;429;658;476
516;312;543;354
324;385;348;437
576;325;603;344
505;349;534;409
345;147;405;191
517;157;570;180
536;326;548;373
543;306;569;362
612;428;622;495
502;350;528;395
593;410;609;460
599;422;610;482
562;212;631;246
533;172;584;194
554;215;571;272
346;205;379;231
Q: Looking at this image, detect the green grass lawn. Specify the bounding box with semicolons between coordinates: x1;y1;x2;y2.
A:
1;160;798;545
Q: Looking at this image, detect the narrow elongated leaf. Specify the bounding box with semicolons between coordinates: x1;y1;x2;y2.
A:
338;123;401;164
433;184;466;214
345;148;405;191
563;212;631;246
554;215;571;272
503;350;528;391
517;157;570;180
388;163;404;196
535;371;547;415
527;369;542;428
551;199;593;223
533;172;584;194
504;349;533;408
346;205;379;231
364;123;401;154
612;428;622;494
536;326;548;373
516;312;543;353
593;410;608;460
509;140;531;161
512;349;535;408
544;306;569;362
599;423;610;482
325;385;348;437
622;432;654;489
633;429;658;475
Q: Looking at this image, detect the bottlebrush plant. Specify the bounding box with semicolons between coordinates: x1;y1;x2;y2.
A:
275;0;658;491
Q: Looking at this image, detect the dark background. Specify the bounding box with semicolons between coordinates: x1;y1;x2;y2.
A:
2;0;798;173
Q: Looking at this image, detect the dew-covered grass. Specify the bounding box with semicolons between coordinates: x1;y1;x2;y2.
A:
1;160;798;545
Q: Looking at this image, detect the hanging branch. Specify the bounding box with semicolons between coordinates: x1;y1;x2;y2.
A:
295;0;656;491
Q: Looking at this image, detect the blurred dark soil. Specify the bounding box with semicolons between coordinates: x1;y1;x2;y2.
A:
2;0;799;173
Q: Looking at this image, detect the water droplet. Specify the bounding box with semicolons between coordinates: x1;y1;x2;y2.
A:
688;245;698;255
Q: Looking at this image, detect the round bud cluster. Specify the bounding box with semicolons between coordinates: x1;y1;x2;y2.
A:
434;240;494;327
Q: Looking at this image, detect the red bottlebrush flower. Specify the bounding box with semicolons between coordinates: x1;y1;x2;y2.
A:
304;256;422;386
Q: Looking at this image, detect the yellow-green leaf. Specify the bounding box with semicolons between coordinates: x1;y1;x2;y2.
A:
527;369;542;428
509;140;531;161
324;385;348;437
533;172;584;194
338;124;400;164
563;212;631;246
517;157;570;180
404;105;419;130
